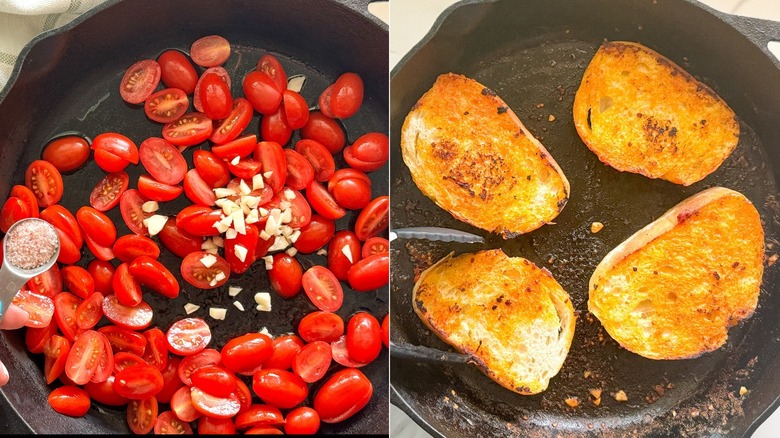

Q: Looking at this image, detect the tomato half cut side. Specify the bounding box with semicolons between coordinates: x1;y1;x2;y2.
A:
256;54;287;93
98;325;146;356
144;88;189;123
0;197;33;233
306;181;345;220
177;348;222;386
181;251;231;289
166;317;212;356
90;171;129;212
190;387;241;419
53;292;84;342
301;266;344;312
191;35;231;67
354;195;389;241
137;174;183;202
119;189;150;235
75;292;104;330
292;341;331;383
362;236;389;258
25;160;64;208
114;234;161;263
155;410;194;435
120;59;161;104
92;132;139;164
26;323;57;354
142;327;169;371
65;329;104;385
11;288;54;328
27;263;62;298
113;363;164;400
330;335;369;368
298;311;344;343
139;137;188;185
284;149;314;190
254;141;287;193
211;98;253;145
127;397;158;435
102;294;154;330
43;335;71;384
162;112;213;147
60;265;95;299
295;139;336;182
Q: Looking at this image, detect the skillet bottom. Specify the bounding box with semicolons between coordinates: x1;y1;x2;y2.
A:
390;37;780;437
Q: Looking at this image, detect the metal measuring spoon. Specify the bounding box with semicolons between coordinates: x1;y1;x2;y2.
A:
0;218;60;323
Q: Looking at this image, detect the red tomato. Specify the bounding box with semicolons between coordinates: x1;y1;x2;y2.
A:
234;379;253;412
264;335;304;371
224;223;259;274
178;348;222;386
261;106;292;145
190;387;241;419
65;329;104;385
25;160;64;207
11;289;54;328
295;139;336;182
113;364;164;399
313;368;372;423
156;356;184;404
245;427;283;434
180;251;230;289
243;70;282;115
102;294;154;330
362;236;389;258
191;365;236;398
10;185;39;218
89;171;129;212
301;266;344;312
294;214;335;254
347;252;389;291
346;312;382;364
198;416;237;434
137;174;183;202
155;410;194;434
139;137;187;185
293;341;331;383
75;292;104;329
42;135;91;172
234;404;284;430
166;317;212;356
226;158;263;180
282;90;309;130
328;176;371;211
43;334;70;384
330;335;368;368
252;369;308;409
93;332;114;384
92;132;139;164
76;206;117;247
254;141;287;193
129;256;180;299
53;227;81;265
184;168;218;206
194;67;231;113
60;265;95;299
306;181;345;220
268;253;303;299
331;72;364;119
158;217;203;258
48;385;91;417
300;112;345;154
220;332;273;375
41;204;83;248
381;315;389;348
191;35;231;67
144;88;189;123
158;49;198;94
193;149;231;188
170;388;204;422
211;98;253;145
256;54;287;93
327;230;362;281
120;59;161;104
127;397;158;435
176;206;223;236
84;375;130;407
114;234;161;263
114;352;147;373
284;407;320;435
119;189;150;235
142;328;169;371
199;71;233;120
348;132;389;165
210;134;256;160
354;195;389;241
282;190;312;229
284;149;315;190
98;325;146;356
163;112;213;147
27;264;62;298
318;84;335;118
54;292;84;341
113;263;142;306
84;230;115;261
0;197;33;233
343;144;385;173
298;311;344;343
88;259;114;296
26;323;57;354
94;148;130;172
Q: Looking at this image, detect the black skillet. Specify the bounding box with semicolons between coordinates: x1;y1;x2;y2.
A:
390;0;780;436
0;0;388;434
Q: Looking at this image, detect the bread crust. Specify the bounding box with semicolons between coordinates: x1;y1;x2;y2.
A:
401;73;569;238
589;187;764;359
573;41;739;186
413;249;576;394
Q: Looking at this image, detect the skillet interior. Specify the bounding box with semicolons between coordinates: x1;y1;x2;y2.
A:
390;0;780;436
0;0;388;434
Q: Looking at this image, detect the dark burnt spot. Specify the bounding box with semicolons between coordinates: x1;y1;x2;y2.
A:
713;271;721;281
443;176;475;197
449;303;462;313
637;113;643;118
557;198;568;212
669;127;678;137
654;271;659;275
527;175;532;181
497;106;508;114
593;284;598;290
491;305;498;310
475;340;482;353
701;119;707;126
432;139;457;161
414;299;427;314
496;295;504;303
481;87;496;97
733;262;740;268
464;111;470;115
633;267;638;272
470;257;475;263
540;152;547;159
411;101;421;111
586;108;592;129
517;386;531;393
479;188;491;201
677;210;698;223
505;300;512;306
642;115;679;152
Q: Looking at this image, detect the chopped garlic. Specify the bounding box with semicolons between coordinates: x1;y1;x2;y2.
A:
201;239;217;250
230;156;240;166
317;248;327;256
232;210;246;235
233;301;245;311
279;201;291;211
234;244;248;263
219;214;234;227
259;230;272;241
244;196;260;209
214;188;236;198
142;201;159;213
286;247;298;257
144;215;168;236
264;215;279;236
225;228;238;240
228;286;242;297
214;272;226;282
254;292;272;312
263;171;273;179
200;254;218;268
290;230;301;243
209;279;217;287
259;207;269;217
213;220;229;233
259;326;272;336
252;173;265;190
341;244;354;263
205;247;218;255
287;74;306;93
212;236;224;247
281;209;292;224
263;254;274;270
209;307;227;320
245;209;259;224
283;189;296;200
184;303;200;314
239;179;252;195
269;236;289;252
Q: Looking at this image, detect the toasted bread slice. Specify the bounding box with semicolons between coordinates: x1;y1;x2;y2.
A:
413;249;576;394
573;41;739;186
401;73;570;238
589;187;764;360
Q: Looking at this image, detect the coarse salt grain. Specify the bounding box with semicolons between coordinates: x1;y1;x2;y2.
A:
5;220;58;270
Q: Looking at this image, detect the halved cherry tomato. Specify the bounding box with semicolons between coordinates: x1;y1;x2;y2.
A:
92;132;139;164
127;397;158;435
54;292;84;341
42;135;90;173
268;253;302;299
170;385;201;419
166;317;212;356
94;148;130;172
90;171;129;212
61;265;95;299
190;387;241;419
294;214;335;254
254;141;287;193
346;312;382;364
65;329;104;385
293;341;331;383
53;226;81;265
245;426;284;434
41;204;83;249
363;236;389;258
327;230;361;281
256;54;287;93
144;88;189;123
113;263;143;306
318;84;335;118
264;335;304;371
220;332;273;375
198;416;237;434
343;141;387;173
44;335;71;384
211;98;253;145
210;134;256;161
137;174;183;202
354;195;389;241
120;59;161;104
184;168;218;206
301;266;343;312
193;149;231;188
158;217;203;258
328;174;371;211
234;379;253;412
261;106;292;145
0;197;33;233
349;132;388;165
75;292;104;329
226;158;263;180
243;70;282;115
191;35;231;67
225;223;259;274
98;325;146;356
27;264;62;298
300;112;345;154
329;72;364;119
178;348;221;386
284;149;314;190
88;259;115;296
194;66;231;113
330;335;368;368
313;368;372;423
298;311;344;343
114;352;147;374
85;375;130;407
114;234;160;263
10;184;39;218
284;407;320;435
282;90;309;130
129;255;180;299
25;160;64;207
234;404;284;430
280;189;313;228
158;49;198;94
119;189;150;235
142;328;169;371
156;356;184;404
76;206;117;247
11;289;54;328
48;385;91;417
113;363;164;399
252;369;308;409
102;294;154;330
83;235;113;267
295;139;336;182
191;365;236;398
176;206;223;236
155;410;194;434
180;251;230;289
163;112;213;147
139;137;187;185
348;252;389;292
26;323;57;354
199;71;233;120
306;181;345;220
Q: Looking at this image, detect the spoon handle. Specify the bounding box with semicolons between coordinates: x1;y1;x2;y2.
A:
0;264;25;323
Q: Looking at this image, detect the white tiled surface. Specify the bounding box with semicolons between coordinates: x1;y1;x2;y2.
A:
389;0;780;437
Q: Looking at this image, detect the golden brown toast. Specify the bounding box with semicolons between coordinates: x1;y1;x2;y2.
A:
589;187;764;360
573;41;739;186
413;249;576;394
401;73;569;238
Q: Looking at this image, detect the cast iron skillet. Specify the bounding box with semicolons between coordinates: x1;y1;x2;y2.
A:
390;0;780;436
0;0;388;434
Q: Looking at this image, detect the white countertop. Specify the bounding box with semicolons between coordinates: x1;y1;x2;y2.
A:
389;0;780;437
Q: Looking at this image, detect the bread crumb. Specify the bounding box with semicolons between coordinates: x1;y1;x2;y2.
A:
614;390;628;402
767;253;778;267
589;388;602;399
590;222;604;233
583;370;592;379
536;103;545;108
739;386;748;396
593;397;601;406
564;397;580;407
548;114;556;122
